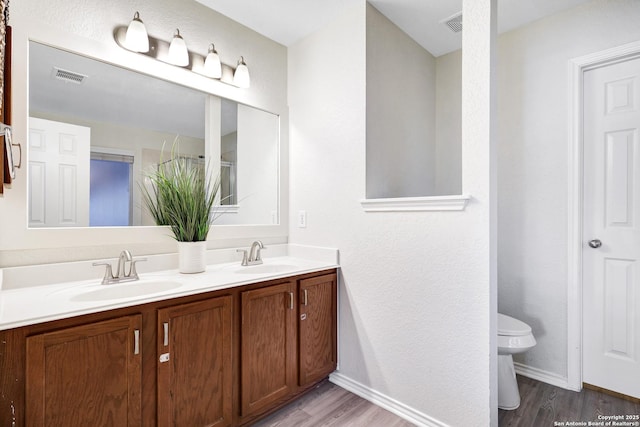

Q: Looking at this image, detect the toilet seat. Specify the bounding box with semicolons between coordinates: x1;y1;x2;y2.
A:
497;313;536;355
498;313;532;337
497;313;537;410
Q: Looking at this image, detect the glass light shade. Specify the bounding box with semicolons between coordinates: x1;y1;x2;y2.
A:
168;29;189;66
124;12;149;53
233;56;250;88
203;44;222;79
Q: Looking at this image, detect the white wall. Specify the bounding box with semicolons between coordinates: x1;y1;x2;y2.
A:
0;0;288;267
288;0;496;424
365;4;437;199
435;50;462;196
497;0;640;379
233;104;279;225
366;3;463;199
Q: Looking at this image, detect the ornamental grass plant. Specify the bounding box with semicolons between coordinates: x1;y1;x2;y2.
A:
141;144;220;242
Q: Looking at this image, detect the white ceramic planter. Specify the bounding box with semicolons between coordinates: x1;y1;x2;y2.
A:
177;241;207;274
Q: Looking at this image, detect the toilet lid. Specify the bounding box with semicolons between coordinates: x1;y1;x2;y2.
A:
498;313;532;336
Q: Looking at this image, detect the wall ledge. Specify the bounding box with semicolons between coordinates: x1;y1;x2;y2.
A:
360;194;470;212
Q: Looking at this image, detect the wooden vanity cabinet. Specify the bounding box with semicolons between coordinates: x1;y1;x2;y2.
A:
157;296;233;427
239;272;337;422
298;273;337;388
2;268;337;427
25;315;143;426
240;281;297;418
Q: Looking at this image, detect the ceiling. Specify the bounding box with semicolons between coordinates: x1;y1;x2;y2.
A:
30;1;594;138
195;0;592;56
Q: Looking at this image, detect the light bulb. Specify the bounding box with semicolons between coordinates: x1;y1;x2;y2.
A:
233;56;250;88
124;12;149;53
203;44;222;78
168;29;189;66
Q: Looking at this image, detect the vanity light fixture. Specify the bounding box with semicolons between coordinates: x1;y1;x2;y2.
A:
124;12;149;53
233;56;250;89
168;29;189;66
203;44;222;78
115;13;251;88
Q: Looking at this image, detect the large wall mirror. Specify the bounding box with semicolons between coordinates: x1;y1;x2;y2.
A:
28;41;279;228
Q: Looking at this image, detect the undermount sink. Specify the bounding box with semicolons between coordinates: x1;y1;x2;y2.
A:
235;264;299;275
71;281;182;302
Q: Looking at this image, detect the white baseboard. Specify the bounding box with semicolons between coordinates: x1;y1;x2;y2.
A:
329;372;450;427
329;365;574;427
514;362;575;390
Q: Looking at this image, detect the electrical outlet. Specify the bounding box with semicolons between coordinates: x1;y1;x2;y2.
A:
297;210;307;228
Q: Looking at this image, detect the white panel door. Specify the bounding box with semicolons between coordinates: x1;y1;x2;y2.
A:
28;117;91;227
583;57;640;398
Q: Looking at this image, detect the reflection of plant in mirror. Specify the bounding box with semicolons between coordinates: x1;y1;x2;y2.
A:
141;140;220;242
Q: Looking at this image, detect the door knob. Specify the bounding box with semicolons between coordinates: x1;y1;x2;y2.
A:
588;239;602;248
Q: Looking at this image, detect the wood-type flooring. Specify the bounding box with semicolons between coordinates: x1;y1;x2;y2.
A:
499;375;640;426
251;381;414;427
251;376;640;427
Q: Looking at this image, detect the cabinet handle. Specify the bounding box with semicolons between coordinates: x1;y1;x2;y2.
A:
134;329;140;355
289;292;294;310
303;289;308;306
163;322;169;347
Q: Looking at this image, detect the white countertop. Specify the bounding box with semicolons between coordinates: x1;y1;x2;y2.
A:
0;245;339;331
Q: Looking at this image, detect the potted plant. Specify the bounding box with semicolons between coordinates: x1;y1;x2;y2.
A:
141;144;220;273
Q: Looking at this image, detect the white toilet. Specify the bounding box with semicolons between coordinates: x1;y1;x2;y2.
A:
497;313;536;410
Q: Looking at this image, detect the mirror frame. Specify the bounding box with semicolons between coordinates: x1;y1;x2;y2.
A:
28;43;280;228
4;21;288;260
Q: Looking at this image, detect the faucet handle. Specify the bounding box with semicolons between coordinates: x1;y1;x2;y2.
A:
130;258;147;279
92;262;115;284
236;249;248;266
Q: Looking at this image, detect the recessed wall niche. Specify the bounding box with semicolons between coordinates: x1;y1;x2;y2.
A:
365;3;462;199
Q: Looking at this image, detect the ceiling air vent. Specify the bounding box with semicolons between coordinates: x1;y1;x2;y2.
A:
442;12;463;33
52;67;87;84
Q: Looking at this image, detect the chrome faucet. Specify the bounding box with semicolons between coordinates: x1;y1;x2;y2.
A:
237;240;266;266
93;250;147;285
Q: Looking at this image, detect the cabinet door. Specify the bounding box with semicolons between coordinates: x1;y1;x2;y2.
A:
299;273;337;387
26;315;142;426
157;296;233;427
241;282;296;417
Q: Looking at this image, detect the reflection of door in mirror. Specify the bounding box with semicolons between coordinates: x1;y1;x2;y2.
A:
29;117;90;227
